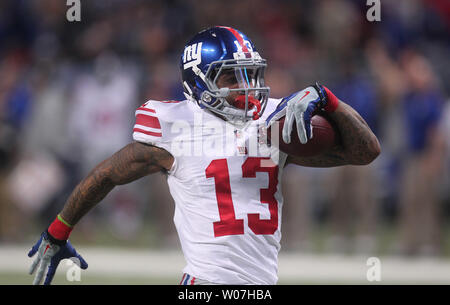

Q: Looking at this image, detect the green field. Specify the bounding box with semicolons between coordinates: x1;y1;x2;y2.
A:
3;223;450;285
0;272;378;285
0;271;178;285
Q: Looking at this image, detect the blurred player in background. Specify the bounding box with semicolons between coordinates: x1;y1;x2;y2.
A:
325;56;379;254
366;41;448;256
397;50;446;256
27;26;379;285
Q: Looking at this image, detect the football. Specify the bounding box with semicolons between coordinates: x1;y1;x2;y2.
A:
267;112;339;157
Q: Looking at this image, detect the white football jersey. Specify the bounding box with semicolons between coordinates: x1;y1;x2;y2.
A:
132;98;288;284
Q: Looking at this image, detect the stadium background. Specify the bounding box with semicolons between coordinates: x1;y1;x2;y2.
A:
0;0;449;284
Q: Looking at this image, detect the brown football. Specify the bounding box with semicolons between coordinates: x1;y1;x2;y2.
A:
267;113;340;157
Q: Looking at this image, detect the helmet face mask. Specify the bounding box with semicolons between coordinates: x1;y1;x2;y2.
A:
181;26;270;124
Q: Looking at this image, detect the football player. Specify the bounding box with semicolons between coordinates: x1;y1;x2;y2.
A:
28;26;380;285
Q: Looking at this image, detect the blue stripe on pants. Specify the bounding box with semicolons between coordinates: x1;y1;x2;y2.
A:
183;274;190;285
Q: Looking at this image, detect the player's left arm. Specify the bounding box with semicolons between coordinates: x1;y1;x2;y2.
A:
287;100;381;167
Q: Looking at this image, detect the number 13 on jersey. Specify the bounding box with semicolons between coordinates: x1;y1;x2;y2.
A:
206;157;279;237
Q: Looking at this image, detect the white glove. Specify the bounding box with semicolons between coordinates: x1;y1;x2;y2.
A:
268;86;324;144
28;231;88;285
28;234;60;285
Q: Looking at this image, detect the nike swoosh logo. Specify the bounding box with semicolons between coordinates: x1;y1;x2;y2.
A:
299;91;310;101
43;244;51;255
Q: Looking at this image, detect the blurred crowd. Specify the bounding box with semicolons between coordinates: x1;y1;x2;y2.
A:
0;0;449;257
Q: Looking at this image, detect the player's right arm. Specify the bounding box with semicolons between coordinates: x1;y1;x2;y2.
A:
60;141;173;225
28;141;173;285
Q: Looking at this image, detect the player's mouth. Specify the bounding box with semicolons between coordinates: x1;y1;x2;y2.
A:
232;95;262;120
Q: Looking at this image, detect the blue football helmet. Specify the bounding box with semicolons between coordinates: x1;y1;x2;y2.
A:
180;26;270;123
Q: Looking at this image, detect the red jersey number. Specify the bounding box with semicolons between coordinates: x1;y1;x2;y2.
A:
206;157;279;237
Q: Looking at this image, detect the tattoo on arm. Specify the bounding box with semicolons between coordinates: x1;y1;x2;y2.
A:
328;101;380;165
287;145;348;168
60;142;173;225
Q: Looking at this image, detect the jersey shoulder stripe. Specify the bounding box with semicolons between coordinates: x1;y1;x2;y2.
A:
132;99;190;146
132;127;162;137
133;104;162;137
135;112;161;129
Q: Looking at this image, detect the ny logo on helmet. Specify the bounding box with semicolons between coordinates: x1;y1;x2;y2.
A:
183;42;203;70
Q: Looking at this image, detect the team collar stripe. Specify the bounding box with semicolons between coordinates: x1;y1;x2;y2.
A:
159;100;182;103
